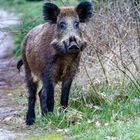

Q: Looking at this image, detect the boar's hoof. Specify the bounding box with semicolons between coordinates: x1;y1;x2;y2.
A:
26;113;35;125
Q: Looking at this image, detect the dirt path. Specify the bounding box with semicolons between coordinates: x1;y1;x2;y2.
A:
0;10;26;140
0;58;24;121
0;58;26;140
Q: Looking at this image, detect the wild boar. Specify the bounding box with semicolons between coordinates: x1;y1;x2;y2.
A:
18;1;93;125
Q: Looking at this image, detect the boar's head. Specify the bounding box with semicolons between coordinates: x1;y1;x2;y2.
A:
43;2;93;54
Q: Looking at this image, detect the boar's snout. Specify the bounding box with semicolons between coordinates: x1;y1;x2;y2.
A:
67;36;80;52
63;36;87;54
51;36;87;54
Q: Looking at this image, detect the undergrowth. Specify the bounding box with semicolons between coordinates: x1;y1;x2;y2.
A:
14;83;140;140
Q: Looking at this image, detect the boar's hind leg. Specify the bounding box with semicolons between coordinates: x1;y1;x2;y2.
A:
25;67;38;125
40;67;54;116
61;77;73;110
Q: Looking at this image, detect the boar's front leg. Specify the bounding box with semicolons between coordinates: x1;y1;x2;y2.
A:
40;65;54;116
61;77;73;110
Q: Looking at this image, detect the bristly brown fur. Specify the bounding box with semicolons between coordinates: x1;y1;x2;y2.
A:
59;7;77;17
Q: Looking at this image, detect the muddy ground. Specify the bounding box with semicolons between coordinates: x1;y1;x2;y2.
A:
0;10;29;140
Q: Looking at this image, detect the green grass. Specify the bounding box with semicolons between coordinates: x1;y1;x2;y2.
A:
35;84;140;139
24;133;63;140
68;118;140;140
13;83;140;140
26;118;140;140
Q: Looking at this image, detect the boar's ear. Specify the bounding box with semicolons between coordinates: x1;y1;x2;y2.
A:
76;2;93;23
43;3;60;23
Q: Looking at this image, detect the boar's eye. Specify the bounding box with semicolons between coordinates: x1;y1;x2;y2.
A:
59;22;67;30
74;21;79;29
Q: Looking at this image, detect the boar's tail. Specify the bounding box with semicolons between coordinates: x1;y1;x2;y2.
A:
17;59;23;72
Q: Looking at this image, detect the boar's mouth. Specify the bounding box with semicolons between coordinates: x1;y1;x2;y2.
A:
51;40;86;55
68;45;80;50
63;41;81;54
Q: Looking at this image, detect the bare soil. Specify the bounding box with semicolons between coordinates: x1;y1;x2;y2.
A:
0;58;26;140
0;9;27;140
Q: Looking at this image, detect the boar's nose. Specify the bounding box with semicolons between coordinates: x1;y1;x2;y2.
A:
68;36;80;51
